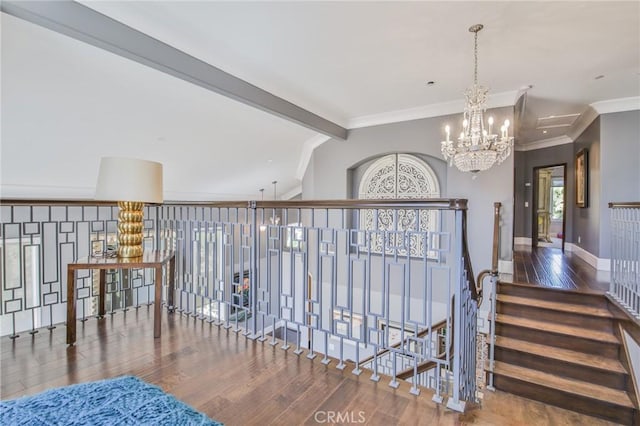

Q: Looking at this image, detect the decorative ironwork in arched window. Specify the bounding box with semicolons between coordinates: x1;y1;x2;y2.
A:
358;154;440;257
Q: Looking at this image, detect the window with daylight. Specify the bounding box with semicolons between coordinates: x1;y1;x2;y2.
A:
357;154;440;257
550;179;564;221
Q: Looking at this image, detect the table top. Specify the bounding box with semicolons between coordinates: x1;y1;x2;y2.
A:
69;250;175;269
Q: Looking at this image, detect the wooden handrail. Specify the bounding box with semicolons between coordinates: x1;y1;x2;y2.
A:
396;297;456;380
475;202;501;306
358;319;447;366
396;322;452;380
609;202;640;208
361;297;455;372
462;210;478;302
0;198;469;210
0;199;118;206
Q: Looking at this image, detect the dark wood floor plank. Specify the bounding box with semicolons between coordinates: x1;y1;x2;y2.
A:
509;246;609;293
1;308;617;425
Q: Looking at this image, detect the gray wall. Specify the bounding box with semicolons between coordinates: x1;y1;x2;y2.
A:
514;143;575;242
515;109;639;260
573;117;601;256
598;110;640;257
303;107;515;275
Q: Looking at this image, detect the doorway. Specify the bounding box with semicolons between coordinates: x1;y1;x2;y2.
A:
532;164;566;251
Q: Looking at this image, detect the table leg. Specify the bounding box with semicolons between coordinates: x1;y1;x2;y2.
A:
98;269;106;318
154;265;162;338
66;266;76;345
168;255;175;313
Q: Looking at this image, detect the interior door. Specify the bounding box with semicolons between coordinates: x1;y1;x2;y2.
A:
537;169;552;242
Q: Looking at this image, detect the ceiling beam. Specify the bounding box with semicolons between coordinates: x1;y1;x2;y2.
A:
1;0;348;140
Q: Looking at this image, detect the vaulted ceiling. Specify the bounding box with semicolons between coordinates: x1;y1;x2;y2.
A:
2;1;638;200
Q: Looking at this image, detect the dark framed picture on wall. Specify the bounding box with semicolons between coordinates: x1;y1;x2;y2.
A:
575;149;588;208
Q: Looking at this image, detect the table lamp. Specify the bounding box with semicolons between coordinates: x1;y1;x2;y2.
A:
95;157;163;258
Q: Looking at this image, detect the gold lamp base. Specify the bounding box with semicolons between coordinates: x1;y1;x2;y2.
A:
117;201;145;258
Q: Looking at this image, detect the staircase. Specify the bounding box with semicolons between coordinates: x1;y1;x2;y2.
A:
490;282;639;425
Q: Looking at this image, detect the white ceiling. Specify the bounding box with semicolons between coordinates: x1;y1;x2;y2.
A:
2;1;639;200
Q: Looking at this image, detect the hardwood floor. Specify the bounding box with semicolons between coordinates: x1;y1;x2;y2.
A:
508;246;609;293
1;308;618;425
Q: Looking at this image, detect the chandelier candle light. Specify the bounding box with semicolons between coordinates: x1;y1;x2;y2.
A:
441;24;513;173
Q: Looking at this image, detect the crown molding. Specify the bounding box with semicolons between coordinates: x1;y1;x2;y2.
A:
347;90;519;130
281;185;302;200
296;90;519;181
295;134;331;180
567;106;599;141
590;96;640;114
515;135;573;152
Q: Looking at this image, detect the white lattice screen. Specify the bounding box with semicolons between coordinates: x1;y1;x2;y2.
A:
358;154;440;257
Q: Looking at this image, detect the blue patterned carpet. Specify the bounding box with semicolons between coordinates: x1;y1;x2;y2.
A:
0;376;222;425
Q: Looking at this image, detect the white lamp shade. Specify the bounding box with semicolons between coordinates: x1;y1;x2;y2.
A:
95;157;163;203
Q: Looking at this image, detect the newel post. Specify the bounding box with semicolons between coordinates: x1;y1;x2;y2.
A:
447;208;466;412
248;201;259;339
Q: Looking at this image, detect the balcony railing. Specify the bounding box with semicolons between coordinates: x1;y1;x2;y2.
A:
609;202;640;320
1;198;479;411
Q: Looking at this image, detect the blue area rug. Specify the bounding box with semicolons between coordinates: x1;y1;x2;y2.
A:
0;376;222;425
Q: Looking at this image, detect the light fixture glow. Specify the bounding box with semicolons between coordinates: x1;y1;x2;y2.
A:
440;24;514;173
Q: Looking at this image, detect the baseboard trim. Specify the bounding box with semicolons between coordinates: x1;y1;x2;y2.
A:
514;237;532;246
498;260;514;275
565;243;611;271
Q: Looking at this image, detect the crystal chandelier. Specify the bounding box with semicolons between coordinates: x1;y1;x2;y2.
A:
441;24;513;173
259;182;280;232
259;188;267;232
271;180;280;227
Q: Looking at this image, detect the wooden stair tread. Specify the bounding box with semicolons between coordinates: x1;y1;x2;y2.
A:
496;314;619;344
496;294;613;317
499;280;605;296
494;336;626;373
492;361;635;408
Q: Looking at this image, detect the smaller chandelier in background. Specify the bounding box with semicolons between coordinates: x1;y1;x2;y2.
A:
270;181;281;226
259;182;280;232
441;24;513;173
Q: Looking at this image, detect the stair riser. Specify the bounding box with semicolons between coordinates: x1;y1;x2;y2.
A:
497;302;614;332
494;347;627;390
498;284;607;308
493;374;635;425
496;323;619;358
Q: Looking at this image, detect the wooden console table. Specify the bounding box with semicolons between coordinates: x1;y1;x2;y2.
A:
66;250;176;345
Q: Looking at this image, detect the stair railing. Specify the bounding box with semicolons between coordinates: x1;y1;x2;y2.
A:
396;297;455;381
362;297;454;381
0;198;480;411
477;202;502;391
609;202;640;320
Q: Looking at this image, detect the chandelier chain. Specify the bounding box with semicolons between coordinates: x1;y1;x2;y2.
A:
474;30;478;86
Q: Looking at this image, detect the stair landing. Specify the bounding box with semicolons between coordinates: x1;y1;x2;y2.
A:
510;245;609;293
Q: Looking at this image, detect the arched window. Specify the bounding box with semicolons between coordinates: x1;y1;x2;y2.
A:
358;154;440;257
